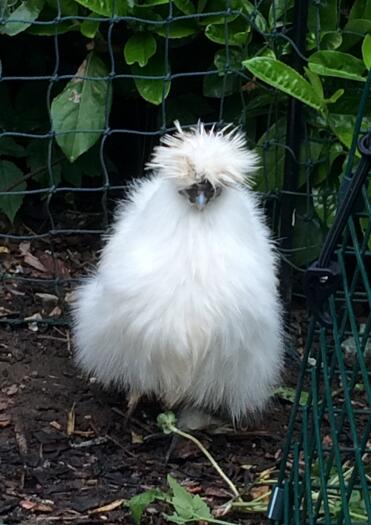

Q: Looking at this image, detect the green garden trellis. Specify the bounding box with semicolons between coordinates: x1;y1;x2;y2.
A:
269;72;371;524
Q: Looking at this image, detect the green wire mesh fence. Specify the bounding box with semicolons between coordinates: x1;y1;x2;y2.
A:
1;1;370;325
269;74;371;524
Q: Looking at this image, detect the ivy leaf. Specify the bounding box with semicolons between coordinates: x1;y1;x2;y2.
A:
128;489;166;525
0;161;26;222
174;0;196;15
51;53;111;162
124;33;157;67
132;53;171;105
205;20;250;46
243;57;325;113
362;34;371;69
274;386;309;406
80;14;100;39
74;0;128;16
0;0;45;36
308;51;366;82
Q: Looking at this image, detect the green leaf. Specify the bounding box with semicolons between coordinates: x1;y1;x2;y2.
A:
320;31;343;50
304;67;324;101
51;53;111;162
328;114;371;150
268;0;294;29
308;0;337;33
1;0;45;36
74;0;128;16
154;19;198;38
274;386;309;406
243;57;325;113
132;53;171;105
214;48;242;72
324;88;344;105
341;18;371;51
80;14;100;39
174;0;195;15
362;34;371;69
308;51;366;82
205;17;250;46
128;489;166;525
27;20;79;36
242;0;267;33
157;411;177;433
124;33;157;67
0;161;26;222
46;0;78;15
167;475;212;523
349;0;371;20
0;137;26;158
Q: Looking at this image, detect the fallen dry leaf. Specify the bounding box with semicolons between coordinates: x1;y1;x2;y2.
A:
89;499;126;514
0;414;11;428
67;403;76;436
131;431;144;444
49;306;62;318
0;246;10;254
49;420;62;431
24;253;48;273
19;241;30;255
250;485;270;503
35;293;58;304
4;384;18;396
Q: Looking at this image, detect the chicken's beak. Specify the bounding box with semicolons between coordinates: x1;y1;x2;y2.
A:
195;191;207;210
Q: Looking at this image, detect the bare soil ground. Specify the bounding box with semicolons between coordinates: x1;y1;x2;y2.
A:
0;235;303;525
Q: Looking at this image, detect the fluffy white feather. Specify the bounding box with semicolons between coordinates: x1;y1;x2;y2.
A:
73;122;283;427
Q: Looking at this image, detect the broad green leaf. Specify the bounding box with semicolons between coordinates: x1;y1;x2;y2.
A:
46;0;78;15
274;386;309;406
205;17;251;46
80;14;100;39
362;34;371;68
349;0;371;20
243;57;325;113
320;31;342;50
198;0;240;25
132;53;171;105
304;67;324;100
174;0;195;15
167;475;212;522
139;0;169;5
128;489;166;525
268;0;294;29
328;114;371;150
1;0;45;36
51;53;111;162
124;33;157;67
154;19;198;38
308;0;337;33
74;0;128;16
0;161;26;222
0;137;26;158
242;0;267;33
308;51;366;82
341;18;371;51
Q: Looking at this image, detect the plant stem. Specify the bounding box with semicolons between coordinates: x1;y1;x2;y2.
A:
169;424;241;501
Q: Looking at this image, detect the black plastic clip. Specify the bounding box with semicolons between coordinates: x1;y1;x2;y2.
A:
304;131;371;328
267;485;285;521
304;260;341;327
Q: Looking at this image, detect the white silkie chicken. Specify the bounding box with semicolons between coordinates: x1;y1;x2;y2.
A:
73;122;283;430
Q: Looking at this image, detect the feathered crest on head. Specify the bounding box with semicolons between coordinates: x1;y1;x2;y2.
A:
146;120;260;188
